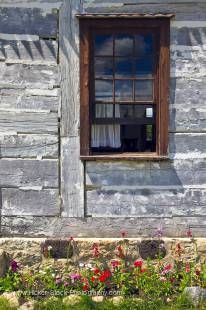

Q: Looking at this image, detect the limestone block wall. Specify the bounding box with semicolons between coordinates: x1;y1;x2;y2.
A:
0;0;205;237
0;1;61;234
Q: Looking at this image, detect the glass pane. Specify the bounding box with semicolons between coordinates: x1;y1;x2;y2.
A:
94;35;113;56
115;58;133;78
135;80;153;101
95;104;113;118
121;124;156;152
115;104;154;120
95;80;113;102
115;80;133;101
146;107;153;118
146;124;153;141
135;34;154;56
95;57;113;78
135;58;154;77
115;35;134;56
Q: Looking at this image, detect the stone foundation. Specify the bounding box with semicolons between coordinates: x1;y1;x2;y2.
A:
0;237;206;268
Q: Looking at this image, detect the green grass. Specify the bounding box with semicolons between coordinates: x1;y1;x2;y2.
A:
0;297;17;310
33;294;200;310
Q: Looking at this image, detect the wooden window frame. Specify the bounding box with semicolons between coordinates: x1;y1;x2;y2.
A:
80;18;170;160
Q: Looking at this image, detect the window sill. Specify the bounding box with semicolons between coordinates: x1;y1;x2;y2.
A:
80;153;168;161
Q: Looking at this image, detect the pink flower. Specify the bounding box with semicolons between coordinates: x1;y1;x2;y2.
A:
161;264;172;275
91;243;100;257
55;278;62;285
10;260;19;272
155;228;163;238
64;281;69;287
111;260;121;269
70;273;81;282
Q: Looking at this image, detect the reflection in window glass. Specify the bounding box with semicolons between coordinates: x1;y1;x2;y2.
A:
135;58;154;77
115;80;133;101
135;80;153;101
115;35;134;56
95;80;113;102
146;124;153;141
146;107;153;118
135;34;154;56
95;104;113;118
115;105;154;120
95;57;113;78
115;58;133;77
94;35;113;56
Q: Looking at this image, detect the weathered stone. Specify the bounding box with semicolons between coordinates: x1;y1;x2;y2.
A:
63;295;82;306
184;286;206;306
112;296;124;305
2;292;20;308
41;239;73;259
92;296;104;302
139;240;166;260
19;300;35;310
0;249;10;277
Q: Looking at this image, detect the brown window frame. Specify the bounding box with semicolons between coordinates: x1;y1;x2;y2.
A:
80;17;170;160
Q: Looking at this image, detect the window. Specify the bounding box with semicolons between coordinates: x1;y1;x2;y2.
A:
80;17;170;159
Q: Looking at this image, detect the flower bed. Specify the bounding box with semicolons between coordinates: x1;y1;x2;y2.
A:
0;229;206;309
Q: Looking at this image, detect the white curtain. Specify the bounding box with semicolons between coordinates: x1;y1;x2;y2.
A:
92;104;121;148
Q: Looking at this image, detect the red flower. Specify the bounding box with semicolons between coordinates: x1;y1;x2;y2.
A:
116;245;124;258
91;276;96;282
185;263;190;273
93;268;100;275
140;268;147;273
121;230;127;238
187;228;193;238
92;243;100;257
99;270;111;283
134;260;143;268
175;242;184;257
111;260;121;269
196;268;201;276
83;284;89;291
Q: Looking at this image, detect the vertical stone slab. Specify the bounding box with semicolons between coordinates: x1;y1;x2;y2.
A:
59;0;84;217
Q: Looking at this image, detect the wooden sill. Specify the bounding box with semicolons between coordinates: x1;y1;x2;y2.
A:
80;153;168;161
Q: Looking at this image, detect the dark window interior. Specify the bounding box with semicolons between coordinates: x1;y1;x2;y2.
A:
91;32;157;153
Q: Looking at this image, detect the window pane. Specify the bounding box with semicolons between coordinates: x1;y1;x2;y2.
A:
146;107;153;118
95;80;113;102
115;35;134;56
135;80;153;101
115;104;155;120
135;34;154;56
95;57;113;78
121;124;156;152
135;58;154;77
115;58;133;78
94;35;113;56
115;80;133;101
91;124;121;148
95;104;113;118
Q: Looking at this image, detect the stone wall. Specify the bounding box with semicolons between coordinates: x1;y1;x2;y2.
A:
0;0;205;237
